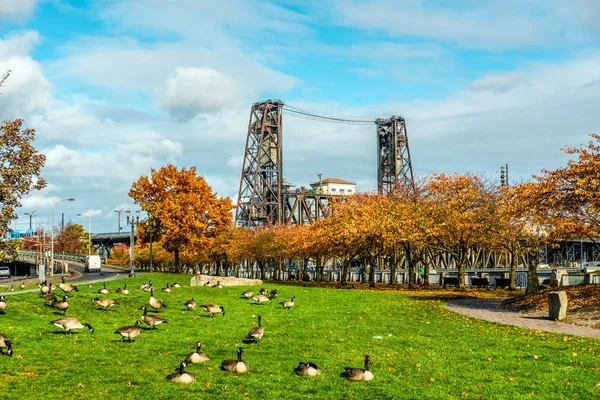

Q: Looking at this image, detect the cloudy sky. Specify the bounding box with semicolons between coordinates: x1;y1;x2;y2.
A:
1;0;599;233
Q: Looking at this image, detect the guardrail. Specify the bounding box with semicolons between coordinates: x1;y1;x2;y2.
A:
16;250;107;264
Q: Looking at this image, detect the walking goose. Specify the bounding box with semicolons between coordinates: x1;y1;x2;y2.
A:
92;297;119;311
341;355;374;381
200;304;225;318
40;281;51;295
55;295;69;314
186;342;210;364
0;334;13;357
50;317;94;334
98;282;111;295
184;298;196;311
149;289;166;311
252;295;271;305
114;320;140;342
221;347;248;373
241;290;253;298
116;284;129;295
295;362;320;376
140;306;168;329
58;277;78;294
245;315;264;343
167;361;195;383
0;295;6;314
279;296;295;310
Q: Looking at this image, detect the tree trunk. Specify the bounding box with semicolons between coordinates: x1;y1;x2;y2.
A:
457;248;466;289
509;248;517;290
526;253;539;295
258;260;266;280
368;256;376;288
361;258;367;283
340;259;349;284
407;246;416;289
389;254;397;285
174;248;180;273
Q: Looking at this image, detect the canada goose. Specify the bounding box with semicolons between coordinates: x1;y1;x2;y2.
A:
213;281;224;288
279;296;295;310
55;295;70;314
140;306;168;329
0;334;13;357
137;281;148;290
92;297;119;311
184;298;196;311
161;283;171;293
295;362;320;376
186;342;209;364
172;282;182;288
50;317;94;334
167;361;195;383
19;283;25;290
116;284;129;295
341;355;374;381
58;277;78;294
270;289;279;298
98;282;111;295
149;289;166;311
259;288;268;295
245;315;264;343
40;281;51;295
114;320;140;342
0;296;6;314
45;293;58;306
87;284;93;288
204;281;211;286
200;304;225;317
9;285;14;292
241;290;253;298
221;347;248;373
143;281;154;291
252;295;271;305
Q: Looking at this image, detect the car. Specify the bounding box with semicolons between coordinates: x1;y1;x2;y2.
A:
0;266;10;279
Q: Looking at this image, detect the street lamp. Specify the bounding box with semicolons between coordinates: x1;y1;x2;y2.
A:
51;198;75;277
126;210;140;277
24;210;37;230
114;207;127;233
77;212;92;258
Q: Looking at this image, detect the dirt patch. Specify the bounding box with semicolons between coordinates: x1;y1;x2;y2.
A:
503;284;600;329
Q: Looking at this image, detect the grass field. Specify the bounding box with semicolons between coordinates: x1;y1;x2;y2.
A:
0;273;599;399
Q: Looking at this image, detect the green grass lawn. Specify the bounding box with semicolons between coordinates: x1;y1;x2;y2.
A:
0;273;599;399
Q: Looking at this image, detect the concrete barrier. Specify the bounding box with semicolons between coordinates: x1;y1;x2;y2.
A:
190;274;263;287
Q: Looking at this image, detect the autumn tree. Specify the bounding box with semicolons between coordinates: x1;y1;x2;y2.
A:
108;243;130;267
54;222;87;254
0;119;46;261
129;165;233;272
424;173;496;289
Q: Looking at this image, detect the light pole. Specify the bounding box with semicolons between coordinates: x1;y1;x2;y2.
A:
51;198;75;276
24;210;37;231
114;207;127;233
77;212;92;258
126;210;140;277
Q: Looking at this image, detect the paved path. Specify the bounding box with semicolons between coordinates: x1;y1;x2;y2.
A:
445;297;600;339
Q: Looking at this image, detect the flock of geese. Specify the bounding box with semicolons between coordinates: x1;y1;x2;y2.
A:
0;277;374;383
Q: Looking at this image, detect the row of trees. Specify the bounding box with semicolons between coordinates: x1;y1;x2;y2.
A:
126;134;600;294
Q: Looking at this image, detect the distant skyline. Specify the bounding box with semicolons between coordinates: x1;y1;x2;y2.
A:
1;0;600;233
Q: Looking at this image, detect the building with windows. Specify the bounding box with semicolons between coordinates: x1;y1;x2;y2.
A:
309;177;356;195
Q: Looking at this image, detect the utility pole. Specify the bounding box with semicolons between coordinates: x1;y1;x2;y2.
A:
24;210;37;230
126;210;140;277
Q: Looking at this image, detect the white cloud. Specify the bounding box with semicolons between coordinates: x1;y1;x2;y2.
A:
0;0;38;22
470;73;522;93
227;155;244;168
156;67;245;121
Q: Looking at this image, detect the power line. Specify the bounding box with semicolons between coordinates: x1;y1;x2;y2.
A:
283;106;374;125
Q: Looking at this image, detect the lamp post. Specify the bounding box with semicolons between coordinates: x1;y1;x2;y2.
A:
51;198;75;276
77;212;92;258
126;210;140;277
24;210;37;230
114;207;127;233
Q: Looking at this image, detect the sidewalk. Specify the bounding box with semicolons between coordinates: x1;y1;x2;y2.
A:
445;297;600;339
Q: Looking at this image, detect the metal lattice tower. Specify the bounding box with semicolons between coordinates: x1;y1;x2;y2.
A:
235;100;284;226
376;116;414;195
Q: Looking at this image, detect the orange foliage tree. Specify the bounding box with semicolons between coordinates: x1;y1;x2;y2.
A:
129;164;233;272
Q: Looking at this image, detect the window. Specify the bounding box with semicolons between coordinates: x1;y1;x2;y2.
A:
331;188;336;192
339;189;345;193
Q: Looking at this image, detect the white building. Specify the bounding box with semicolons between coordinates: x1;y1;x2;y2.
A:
309;177;356;195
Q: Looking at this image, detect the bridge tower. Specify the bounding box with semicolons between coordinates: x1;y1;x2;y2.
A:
235;100;284;227
376;116;414;195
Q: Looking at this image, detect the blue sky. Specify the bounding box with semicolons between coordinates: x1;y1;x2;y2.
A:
1;0;600;233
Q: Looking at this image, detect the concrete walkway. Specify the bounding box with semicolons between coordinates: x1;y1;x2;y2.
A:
445;297;600;339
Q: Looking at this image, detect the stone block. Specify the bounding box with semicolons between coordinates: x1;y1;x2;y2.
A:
551;269;568;286
548;291;568;321
190;274;263;287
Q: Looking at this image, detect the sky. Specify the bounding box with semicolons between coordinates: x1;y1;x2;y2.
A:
1;0;600;233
